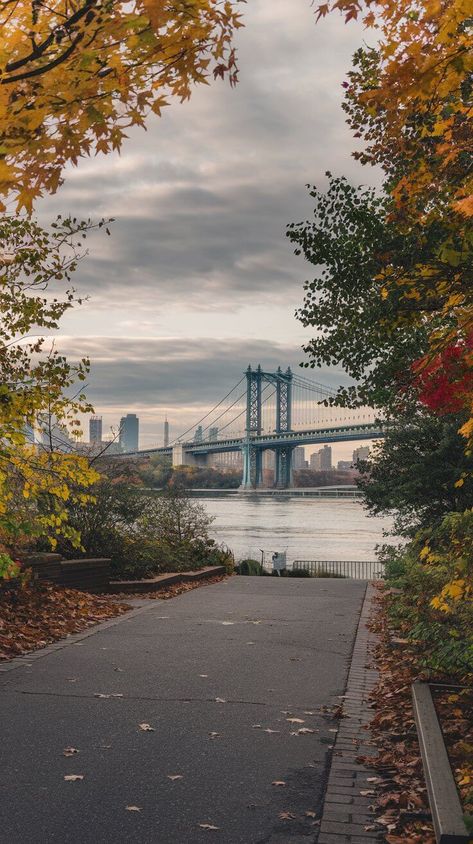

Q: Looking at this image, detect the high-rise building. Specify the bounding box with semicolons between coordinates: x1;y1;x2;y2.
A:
119;413;139;452
164;417;169;447
352;445;370;465
337;460;352;471
319;445;332;470
194;425;203;443
89;415;102;444
293;446;306;469
310;444;332;471
208;427;219;442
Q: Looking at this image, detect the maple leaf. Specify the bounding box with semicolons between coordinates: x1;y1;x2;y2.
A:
138;723;155;732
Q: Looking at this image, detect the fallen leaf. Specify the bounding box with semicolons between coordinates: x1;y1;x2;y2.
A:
271;781;286;787
126;805;142;812
167;774;183;781
252;724;262;729
63;747;79;757
198;823;220;830
215;698;226;703
138;723;155;731
305;810;317;818
286;717;305;724
221;621;234;626
263;728;280;734
208;732;220;740
199;674;208;678
94;693;111;699
296;728;315;735
64;774;84;781
278;811;296;820
360;789;375;796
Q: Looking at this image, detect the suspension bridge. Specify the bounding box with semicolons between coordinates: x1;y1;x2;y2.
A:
122;365;384;489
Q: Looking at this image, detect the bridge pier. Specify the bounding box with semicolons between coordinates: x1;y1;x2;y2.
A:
274;445;294;489
172;444;208;468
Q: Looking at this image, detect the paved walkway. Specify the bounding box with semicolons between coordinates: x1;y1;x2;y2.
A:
0;577;366;844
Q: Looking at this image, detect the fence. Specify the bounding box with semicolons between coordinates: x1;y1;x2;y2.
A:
292;560;384;580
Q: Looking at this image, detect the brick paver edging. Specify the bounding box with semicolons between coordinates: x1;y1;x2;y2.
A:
317;582;383;844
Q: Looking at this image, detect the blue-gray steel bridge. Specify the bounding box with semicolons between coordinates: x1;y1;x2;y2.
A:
122;365;384;489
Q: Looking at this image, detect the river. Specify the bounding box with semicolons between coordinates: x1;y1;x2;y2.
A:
197;494;393;565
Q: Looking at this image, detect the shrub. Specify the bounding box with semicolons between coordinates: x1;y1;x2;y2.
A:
383;511;473;680
236;559;265;576
51;466;227;579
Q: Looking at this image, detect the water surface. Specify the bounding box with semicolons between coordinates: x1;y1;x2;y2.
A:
199;495;393;564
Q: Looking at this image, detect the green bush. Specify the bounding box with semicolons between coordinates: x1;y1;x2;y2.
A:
50;465;229;579
383;512;473;680
236;559;265;576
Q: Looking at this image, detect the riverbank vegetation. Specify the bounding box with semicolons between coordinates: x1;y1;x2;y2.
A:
46;463;234;580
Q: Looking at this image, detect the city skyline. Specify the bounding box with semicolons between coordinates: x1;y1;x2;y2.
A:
36;1;378;456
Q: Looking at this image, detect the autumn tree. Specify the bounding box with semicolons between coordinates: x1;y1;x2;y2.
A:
313;0;473;438
0;215;106;560
0;0;242;211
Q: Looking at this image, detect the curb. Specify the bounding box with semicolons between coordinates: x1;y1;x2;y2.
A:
317;583;382;843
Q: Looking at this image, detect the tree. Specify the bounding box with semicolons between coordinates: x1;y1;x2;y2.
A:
0;215;104;558
287;174;430;408
357;408;473;537
0;0;242;211
313;0;472;439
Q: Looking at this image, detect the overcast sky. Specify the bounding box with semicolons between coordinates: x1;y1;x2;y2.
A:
38;0;379;458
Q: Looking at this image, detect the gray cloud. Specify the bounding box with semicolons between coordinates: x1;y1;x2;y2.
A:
37;3;377;311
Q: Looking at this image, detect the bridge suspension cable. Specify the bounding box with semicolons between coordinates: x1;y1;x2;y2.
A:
167;376;245;447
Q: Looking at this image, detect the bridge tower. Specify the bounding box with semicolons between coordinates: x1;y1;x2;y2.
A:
240;365;294;490
274;366;294;489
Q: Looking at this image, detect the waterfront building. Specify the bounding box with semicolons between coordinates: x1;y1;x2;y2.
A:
194;425;203;443
352;445;370;464
293;446;306;469
337;460;352;471
208;427;219;442
119;413;139;452
310;444;332;471
89;415;102;444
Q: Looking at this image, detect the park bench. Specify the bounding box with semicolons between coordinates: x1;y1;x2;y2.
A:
412;682;470;844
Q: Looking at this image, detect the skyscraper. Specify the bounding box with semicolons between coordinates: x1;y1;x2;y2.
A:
194;425;203;443
352;445;370;465
164;417;169;447
89;415;102;444
208;427;219;442
293;446;306;469
119;413;139;452
310;444;332;471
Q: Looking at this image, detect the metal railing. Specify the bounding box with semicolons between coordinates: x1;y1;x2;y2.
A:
292;560;384;580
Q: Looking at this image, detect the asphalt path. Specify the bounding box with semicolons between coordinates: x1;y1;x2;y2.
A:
0;577;366;844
